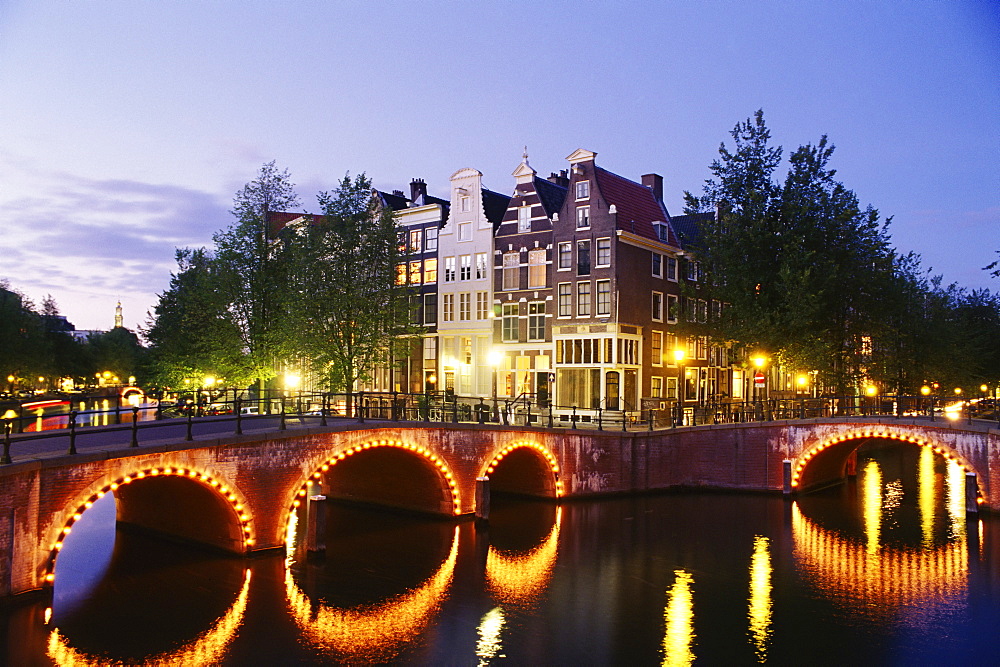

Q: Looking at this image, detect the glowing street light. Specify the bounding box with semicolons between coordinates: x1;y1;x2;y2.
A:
954;387;962;396
920;385;931;396
865;385;877;397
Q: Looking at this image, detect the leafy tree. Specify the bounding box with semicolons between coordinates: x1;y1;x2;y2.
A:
87;327;145;384
0;282;47;386
285;174;414;397
212;161;300;393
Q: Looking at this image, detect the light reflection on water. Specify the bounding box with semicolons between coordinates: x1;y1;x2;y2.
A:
7;441;1000;663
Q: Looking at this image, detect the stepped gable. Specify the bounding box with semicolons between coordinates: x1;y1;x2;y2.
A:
534;176;568;217
593;167;677;245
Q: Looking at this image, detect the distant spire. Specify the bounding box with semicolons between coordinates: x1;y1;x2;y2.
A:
114;300;123;329
523;145;529;162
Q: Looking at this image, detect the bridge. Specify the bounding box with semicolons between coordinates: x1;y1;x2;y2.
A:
0;412;996;599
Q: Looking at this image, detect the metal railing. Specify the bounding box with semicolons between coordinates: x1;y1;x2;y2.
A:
1;390;997;465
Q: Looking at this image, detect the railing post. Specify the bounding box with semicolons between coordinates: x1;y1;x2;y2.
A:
622;407;627;432
571;406;578;429
2;419;13;464
67;412;77;455
392;391;399;421
115;393;122;425
130;405;139;447
186;408;194;441
477;398;486;424
235;396;243;435
321;393;328;427
548;402;554;428
280;396;287;431
597;406;603;431
452;397;459;424
357;392;365;424
648;408;654;431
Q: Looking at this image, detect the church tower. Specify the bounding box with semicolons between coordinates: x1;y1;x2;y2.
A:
114;301;123;329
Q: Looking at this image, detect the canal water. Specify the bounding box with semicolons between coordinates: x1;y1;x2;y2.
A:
4;441;1000;664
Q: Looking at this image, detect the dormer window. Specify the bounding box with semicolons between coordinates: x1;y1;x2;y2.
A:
518;205;531;232
653;222;669;242
576;180;590;200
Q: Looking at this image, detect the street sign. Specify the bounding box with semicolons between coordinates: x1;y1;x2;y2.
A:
754;372;765;387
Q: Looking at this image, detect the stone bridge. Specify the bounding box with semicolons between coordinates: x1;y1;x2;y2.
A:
1;416;996;599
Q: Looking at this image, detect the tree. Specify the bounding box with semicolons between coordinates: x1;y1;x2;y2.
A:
684;111;898;393
285;174;414;397
212;161;300;393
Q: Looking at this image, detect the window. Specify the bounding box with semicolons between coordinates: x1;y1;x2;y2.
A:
396;264;406;285
518;205;531;232
577;240;591;276
475;252;488;280
685;297;696;322
596;238;611;267
652;252;663;278
424;258;437;283
698;299;708;323
652;291;663;322
423;336;437;361
425;227;438;251
596;280;611;315
423;294;437;325
651;331;663;366
667;294;679;324
576;206;590;229
577;281;591;317
460;255;471;280
443;294;455;322
528;302;545;341
666;377;678;400
408;229;422;253
460;196;470;212
409;261;422;285
502;303;518;342
576;180;590;200
397;232;406;253
476;291;488;319
459;293;471;320
558;242;572;270
651;376;663;398
502;252;519;290
458;222;471;241
686;259;699;281
666;256;678;281
528;248;546;288
444;256;456;282
558;283;572;317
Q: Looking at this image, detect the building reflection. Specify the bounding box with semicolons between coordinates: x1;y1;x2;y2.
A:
47;569;251;666
747;535;771;663
662;569;695;666
486;507;562;608
285;527;459;662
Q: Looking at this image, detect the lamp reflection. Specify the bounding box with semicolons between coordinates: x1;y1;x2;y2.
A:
861;459;882;554
919;445;937;548
47;569;251;666
662;569;695;666
747;536;771;663
285;527;459;662
945;459;967;540
486;507;561;608
476;607;506;665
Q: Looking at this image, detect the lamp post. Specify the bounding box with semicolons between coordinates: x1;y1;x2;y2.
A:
673;349;686;426
488;349;503;422
751;354;768;420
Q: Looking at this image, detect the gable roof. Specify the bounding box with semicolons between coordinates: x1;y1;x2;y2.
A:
669;212;714;250
593;167;678;245
482;188;512;230
265;210;306;238
534;176;568;217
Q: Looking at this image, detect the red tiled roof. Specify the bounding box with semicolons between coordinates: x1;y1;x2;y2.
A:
266;210;305;238
593;168;678;246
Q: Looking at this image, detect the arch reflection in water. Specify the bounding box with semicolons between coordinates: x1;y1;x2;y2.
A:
662;569;695;666
285;520;460;663
747;535;772;663
48;570;251;667
486;506;562;608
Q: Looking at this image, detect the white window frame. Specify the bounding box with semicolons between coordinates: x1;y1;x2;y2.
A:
475;252;488;280
652;291;664;322
576;206;590;229
527;248;546;289
557;242;572;270
651;330;663;366
443;294;455;322
459;292;471;321
502;252;519;291
577;281;591;317
596;280;611;316
596;237;611;267
652;252;663;278
518;205;531;232
667;294;679;324
557;283;572;317
575;180;590;200
444;256;456;282
667;256;678;282
458;222;472;242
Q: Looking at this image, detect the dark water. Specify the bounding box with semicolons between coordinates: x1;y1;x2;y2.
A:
5;443;1000;665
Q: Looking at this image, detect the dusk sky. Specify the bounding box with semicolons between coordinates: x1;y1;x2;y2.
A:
1;1;997;333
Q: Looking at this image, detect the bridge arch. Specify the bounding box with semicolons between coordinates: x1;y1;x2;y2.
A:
791;426;985;505
481;441;563;499
44;465;256;586
285;439;462;535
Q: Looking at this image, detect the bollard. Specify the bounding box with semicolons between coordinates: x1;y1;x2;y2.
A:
130;405;139;447
782;459;792;496
966;472;980;515
306;494;328;552
597;407;603;431
475;476;491;522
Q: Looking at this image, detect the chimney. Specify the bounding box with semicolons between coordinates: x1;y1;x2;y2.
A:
642;173;663;202
410;178;427;204
547;170;570;187
392;189;405;198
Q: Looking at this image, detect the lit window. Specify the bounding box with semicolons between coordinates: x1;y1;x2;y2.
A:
443;294;454;322
409;261;422;285
651;376;663;398
409;229;422;253
651;331;662;366
423;336;437;360
576;180;590;200
396;264;406;285
576;206;590;229
502;252;519;290
424;258;437;283
528;248;546;288
460;293;471;320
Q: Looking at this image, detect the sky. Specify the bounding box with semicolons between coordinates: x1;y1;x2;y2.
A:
1;1;997;333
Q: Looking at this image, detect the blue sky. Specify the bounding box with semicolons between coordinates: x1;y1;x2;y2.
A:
1;1;997;331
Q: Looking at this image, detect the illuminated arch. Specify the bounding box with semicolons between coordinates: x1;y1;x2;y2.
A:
46;569;251;665
791;427;985;505
481;441;563;498
285;440;462;537
44;466;256;586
